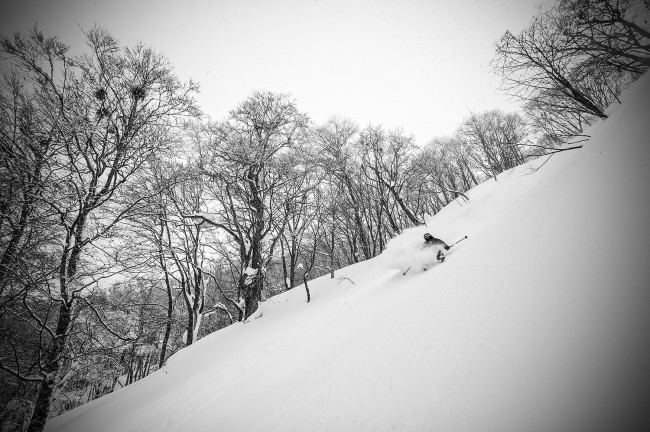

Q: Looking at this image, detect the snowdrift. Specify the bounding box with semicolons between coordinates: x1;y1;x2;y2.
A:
46;74;650;432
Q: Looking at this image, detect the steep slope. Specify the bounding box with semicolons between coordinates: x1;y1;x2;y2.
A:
46;74;650;432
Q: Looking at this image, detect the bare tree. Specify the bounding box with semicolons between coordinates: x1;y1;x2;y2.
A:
358;126;423;229
276;165;321;292
459;110;528;180
493;1;649;144
163;172;210;346
196;92;310;320
0;26;198;432
557;0;650;75
313;118;377;262
493;9;609;120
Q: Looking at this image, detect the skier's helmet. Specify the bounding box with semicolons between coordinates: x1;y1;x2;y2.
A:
424;233;433;241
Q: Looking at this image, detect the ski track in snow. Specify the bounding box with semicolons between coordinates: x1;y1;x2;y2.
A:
46;73;650;432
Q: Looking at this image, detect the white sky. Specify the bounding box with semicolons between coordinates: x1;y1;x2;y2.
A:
1;0;545;145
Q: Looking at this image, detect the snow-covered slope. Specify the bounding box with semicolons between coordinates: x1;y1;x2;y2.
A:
46;74;650;432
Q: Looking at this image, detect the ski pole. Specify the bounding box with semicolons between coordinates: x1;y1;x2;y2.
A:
449;235;468;249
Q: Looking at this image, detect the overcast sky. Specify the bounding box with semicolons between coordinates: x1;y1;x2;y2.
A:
1;0;545;145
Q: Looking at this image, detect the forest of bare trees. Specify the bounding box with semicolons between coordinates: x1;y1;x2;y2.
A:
1;1;648;430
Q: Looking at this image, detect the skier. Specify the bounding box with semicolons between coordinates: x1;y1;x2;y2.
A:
403;233;467;275
423;233;450;262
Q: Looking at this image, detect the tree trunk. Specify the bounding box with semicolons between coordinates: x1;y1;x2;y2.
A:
330;208;336;279
280;240;289;291
158;273;173;367
303;272;311;303
184;286;194;345
28;209;87;432
243;165;265;320
157;217;173;367
244;230;263;320
27;300;72;432
387;183;421;226
28;378;55;432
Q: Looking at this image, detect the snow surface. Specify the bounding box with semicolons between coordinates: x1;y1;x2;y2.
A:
46;74;650;432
